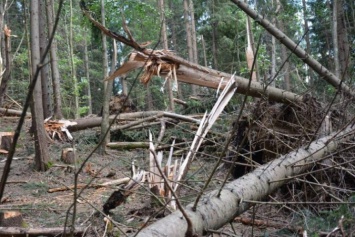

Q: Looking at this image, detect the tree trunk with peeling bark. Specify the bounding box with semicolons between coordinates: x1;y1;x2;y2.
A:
134;125;355;237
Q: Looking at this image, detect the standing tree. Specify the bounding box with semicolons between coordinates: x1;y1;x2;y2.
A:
46;0;63;119
30;0;50;171
83;27;92;115
39;0;51;118
69;0;79;118
158;0;175;111
0;0;11;107
99;0;113;154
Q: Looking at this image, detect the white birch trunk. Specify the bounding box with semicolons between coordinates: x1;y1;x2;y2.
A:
134;125;355;236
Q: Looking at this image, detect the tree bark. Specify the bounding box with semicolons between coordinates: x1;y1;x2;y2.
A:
336;0;350;80
30;0;50;171
183;0;198;96
230;0;355;98
83;28;92;115
0;0;4;89
46;0;63;119
332;0;340;79
0;108;31;117
99;0;113;154
211;0;218;69
67;111;200;132
0;226;86;237
39;0;51;119
134;124;355;236
0;24;11;107
158;0;175;111
189;0;198;96
301;0;313;84
69;0;79;118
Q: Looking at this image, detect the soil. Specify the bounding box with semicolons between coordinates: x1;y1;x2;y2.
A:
0;116;324;236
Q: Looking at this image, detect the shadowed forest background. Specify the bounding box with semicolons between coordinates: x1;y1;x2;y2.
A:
0;0;355;236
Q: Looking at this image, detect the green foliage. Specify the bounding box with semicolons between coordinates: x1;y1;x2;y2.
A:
22;182;49;197
294;202;355;235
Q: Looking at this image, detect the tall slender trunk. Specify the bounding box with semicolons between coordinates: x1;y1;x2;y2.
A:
39;0;51;118
279;21;291;91
332;0;340;78
83;29;92;115
0;1;4;88
159;0;174;111
189;0;198;96
46;0;63;119
270;0;278;87
69;0;79;118
201;35;207;67
0;0;9;107
168;0;181;98
211;0;218;69
336;0;350;80
30;0;50;171
246;16;257;81
302;0;313;84
183;0;197;96
99;0;112;154
0;25;11;107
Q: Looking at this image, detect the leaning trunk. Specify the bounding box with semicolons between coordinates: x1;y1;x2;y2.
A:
230;0;354;98
134;125;355;236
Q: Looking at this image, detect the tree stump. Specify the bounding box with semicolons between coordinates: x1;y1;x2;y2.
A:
61;148;75;164
0;211;24;227
0;132;14;154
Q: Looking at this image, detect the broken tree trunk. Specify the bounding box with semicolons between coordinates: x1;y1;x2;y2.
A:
80;3;302;104
0;108;31;117
230;0;354;98
0;227;86;237
67;111;200;132
134;124;355;237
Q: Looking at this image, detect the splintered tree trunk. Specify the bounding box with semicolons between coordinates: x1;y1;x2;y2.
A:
134;125;355;237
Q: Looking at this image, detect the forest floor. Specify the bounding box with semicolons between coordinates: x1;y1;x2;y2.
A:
0;116;315;236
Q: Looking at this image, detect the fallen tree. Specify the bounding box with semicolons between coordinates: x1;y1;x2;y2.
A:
67;111;201;132
0;227;86;237
133;124;355;237
0;108;31;117
80;3;302;105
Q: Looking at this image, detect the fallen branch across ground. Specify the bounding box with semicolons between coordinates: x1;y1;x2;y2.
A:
133;124;355;237
67;111;201;132
0;108;31;117
47;177;130;193
0;226;86;237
